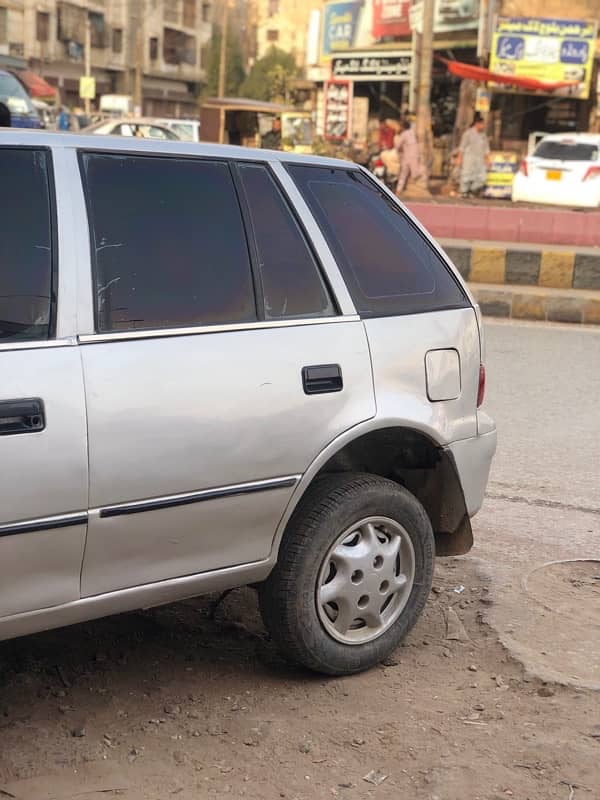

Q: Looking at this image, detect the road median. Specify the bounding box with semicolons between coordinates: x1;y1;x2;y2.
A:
468;282;600;325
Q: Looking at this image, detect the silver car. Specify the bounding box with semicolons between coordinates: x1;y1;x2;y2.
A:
0;131;496;675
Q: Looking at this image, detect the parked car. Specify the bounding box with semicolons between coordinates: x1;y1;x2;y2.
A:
0;70;42;128
158;117;201;142
83;117;180;140
0;131;496;676
512;133;600;208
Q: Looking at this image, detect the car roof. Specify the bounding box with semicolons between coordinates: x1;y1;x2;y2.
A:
538;133;600;145
0;128;354;168
89;117;176;127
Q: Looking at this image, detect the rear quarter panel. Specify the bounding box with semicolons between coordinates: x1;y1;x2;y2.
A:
364;307;481;444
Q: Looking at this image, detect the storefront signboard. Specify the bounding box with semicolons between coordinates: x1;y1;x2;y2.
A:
483;151;519;199
321;0;411;61
324;79;353;140
489;17;597;100
331;51;412;81
410;0;480;35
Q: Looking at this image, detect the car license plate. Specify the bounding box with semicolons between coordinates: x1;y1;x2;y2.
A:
546;170;562;181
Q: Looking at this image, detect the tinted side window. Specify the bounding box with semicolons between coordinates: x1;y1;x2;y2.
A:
81;154;256;332
238;163;335;319
0;149;54;342
287;165;468;317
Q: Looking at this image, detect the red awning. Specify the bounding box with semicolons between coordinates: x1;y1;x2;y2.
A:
437;57;579;93
17;70;57;99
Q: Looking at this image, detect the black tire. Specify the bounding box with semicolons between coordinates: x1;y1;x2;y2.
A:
259;473;435;676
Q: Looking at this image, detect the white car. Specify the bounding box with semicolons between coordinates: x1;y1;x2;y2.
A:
512;133;600;208
158;118;201;142
83;117;181;141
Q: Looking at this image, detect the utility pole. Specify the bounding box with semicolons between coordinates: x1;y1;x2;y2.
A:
415;0;434;191
84;15;91;115
133;0;143;115
218;0;230;98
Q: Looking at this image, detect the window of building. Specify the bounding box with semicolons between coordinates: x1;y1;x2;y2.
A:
183;0;196;28
36;11;50;43
163;27;196;65
238;164;335;320
266;29;279;42
89;12;107;48
80;154;257;333
0;150;54;342
0;8;7;45
288;166;468;317
112;27;123;53
163;0;179;24
201;3;211;23
57;2;86;44
149;36;158;60
268;0;280;16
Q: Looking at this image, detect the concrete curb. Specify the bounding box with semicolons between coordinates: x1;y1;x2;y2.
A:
469;283;600;325
443;240;600;291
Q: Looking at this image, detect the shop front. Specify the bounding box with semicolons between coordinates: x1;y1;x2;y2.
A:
316;0;414;146
314;0;482;163
487;16;598;149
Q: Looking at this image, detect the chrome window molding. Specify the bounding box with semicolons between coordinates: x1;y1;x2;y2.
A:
0;338;77;353
78;315;360;344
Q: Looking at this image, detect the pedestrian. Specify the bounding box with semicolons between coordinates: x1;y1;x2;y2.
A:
261;116;282;150
395;118;422;195
57;106;70;131
457;112;490;197
0;101;11;127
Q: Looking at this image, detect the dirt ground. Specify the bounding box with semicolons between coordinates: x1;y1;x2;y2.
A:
1;558;598;800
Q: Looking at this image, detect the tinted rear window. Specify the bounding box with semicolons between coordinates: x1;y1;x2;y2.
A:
534;141;598;162
237;163;335;319
0;148;54;341
81;154;256;332
287;165;467;317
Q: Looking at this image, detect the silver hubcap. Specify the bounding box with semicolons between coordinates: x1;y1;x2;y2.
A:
316;516;416;645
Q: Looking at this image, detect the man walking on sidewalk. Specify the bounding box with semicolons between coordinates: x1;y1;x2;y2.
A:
458;112;490;197
395;119;422;196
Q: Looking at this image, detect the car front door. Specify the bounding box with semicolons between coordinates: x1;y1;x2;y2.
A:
76;151;374;597
0;146;88;620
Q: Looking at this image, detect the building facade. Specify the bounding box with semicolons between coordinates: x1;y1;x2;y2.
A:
0;0;212;115
254;0;322;67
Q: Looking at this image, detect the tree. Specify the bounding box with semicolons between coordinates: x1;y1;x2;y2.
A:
205;27;246;98
240;46;298;103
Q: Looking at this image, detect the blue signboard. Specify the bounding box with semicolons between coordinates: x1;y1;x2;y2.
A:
322;1;363;59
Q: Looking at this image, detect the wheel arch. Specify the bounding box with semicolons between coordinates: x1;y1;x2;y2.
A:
271;421;472;560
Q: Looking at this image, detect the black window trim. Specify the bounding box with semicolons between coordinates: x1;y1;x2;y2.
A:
231;160;340;320
283;161;470;319
0;145;58;341
77;149;261;335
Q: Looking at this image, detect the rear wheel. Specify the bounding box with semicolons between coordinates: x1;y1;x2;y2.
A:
259;473;434;675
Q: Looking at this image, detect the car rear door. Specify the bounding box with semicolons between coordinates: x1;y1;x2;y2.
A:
287;164;481;445
75;150;374;597
0;146;88;619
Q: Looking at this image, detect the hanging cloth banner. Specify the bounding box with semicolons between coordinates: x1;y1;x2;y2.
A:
436;57;579;94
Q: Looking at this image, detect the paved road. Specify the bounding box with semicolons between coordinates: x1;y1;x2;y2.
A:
471;319;600;688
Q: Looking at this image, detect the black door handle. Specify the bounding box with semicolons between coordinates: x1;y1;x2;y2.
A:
0;398;45;435
302;364;343;395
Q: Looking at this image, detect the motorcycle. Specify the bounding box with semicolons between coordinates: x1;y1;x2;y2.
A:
369;153;398;193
